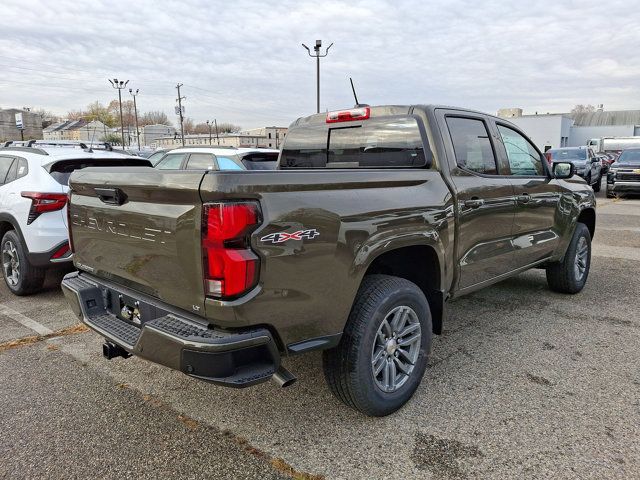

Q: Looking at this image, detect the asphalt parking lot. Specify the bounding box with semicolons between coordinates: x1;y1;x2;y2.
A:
1;184;638;480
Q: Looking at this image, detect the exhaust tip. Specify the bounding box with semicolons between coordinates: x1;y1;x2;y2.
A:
272;366;297;388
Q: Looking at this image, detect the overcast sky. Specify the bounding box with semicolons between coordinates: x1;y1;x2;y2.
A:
1;0;638;128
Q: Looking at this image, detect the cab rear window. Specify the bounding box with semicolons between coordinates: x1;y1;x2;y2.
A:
280;117;426;169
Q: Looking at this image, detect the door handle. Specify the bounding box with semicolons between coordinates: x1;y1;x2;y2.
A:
95;187;127;206
464;198;485;209
517;194;531;204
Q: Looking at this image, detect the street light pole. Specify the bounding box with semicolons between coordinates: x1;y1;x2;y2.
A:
108;78;129;148
129;88;141;150
206;120;212;145
302;40;333;113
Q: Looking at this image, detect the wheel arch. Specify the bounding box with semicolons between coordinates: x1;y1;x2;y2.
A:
577;207;596;240
0;213;27;248
361;244;446;335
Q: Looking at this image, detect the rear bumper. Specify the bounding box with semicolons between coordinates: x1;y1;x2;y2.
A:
61;271;281;388
27;240;72;267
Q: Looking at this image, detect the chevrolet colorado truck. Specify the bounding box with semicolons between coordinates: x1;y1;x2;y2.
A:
62;105;596;416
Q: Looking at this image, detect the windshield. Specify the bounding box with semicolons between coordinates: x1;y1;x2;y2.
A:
616;149;640;164
547;149;586;161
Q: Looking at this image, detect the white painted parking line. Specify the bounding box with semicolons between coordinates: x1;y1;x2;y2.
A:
0;304;53;336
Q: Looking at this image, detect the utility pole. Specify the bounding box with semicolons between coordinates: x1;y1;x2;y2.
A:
206;120;212;145
214;119;220;145
176;83;186;146
108;78;129;148
129;88;141;150
302;40;333;113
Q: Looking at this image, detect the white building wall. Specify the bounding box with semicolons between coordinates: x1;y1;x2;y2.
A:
507;115;571;151
568;125;636;147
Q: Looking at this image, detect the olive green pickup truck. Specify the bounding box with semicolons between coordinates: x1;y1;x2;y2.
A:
62;105;596;416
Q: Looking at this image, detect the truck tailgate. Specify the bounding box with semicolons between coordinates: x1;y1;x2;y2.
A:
68;168;207;314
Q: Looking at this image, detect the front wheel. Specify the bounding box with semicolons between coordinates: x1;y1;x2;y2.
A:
322;274;432;416
545;223;591;294
593;173;602;192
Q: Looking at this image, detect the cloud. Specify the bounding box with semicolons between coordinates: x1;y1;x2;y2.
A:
0;0;638;128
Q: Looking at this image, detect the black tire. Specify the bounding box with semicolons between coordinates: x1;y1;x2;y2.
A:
322;274;432;416
1;230;46;296
545;223;591;294
606;187;616;199
593;173;601;192
584;173;591;188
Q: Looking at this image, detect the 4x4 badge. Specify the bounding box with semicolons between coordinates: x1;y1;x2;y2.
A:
261;229;320;244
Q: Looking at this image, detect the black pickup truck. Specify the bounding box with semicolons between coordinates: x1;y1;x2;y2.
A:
62;105;596;416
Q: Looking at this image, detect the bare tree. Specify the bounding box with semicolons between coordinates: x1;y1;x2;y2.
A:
216;122;242;133
66;109;85;121
182;117;195;134
570;104;596;117
32;108;60;128
193;122;210;134
140;111;171;126
107;99;136;128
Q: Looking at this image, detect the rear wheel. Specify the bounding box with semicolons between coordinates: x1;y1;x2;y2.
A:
545;223;591;294
322;274;432;416
1;230;46;296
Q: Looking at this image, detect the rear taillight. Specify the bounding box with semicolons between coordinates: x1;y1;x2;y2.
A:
21;191;68;225
202;201;261;300
326;107;370;123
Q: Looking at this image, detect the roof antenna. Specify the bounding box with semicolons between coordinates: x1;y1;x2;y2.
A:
350;77;368;108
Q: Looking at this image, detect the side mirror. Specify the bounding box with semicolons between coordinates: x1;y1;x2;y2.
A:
591;157;600;163
553;162;574;179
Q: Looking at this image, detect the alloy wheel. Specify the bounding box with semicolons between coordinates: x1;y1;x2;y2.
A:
2;240;20;287
371;305;421;393
574;236;588;281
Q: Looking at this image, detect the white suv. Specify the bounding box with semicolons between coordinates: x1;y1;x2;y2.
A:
0;141;150;295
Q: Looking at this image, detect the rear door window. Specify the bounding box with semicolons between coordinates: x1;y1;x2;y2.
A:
185;153;215;170
445;117;498;175
280;117;426;168
156;153;187;169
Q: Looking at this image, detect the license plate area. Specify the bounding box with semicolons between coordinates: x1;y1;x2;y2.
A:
105;288;168;327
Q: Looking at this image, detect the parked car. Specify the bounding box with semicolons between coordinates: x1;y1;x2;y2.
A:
607;147;640;198
546;147;602;191
0;142;151;295
154;146;279;171
146;148;171;166
61;105;595;416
